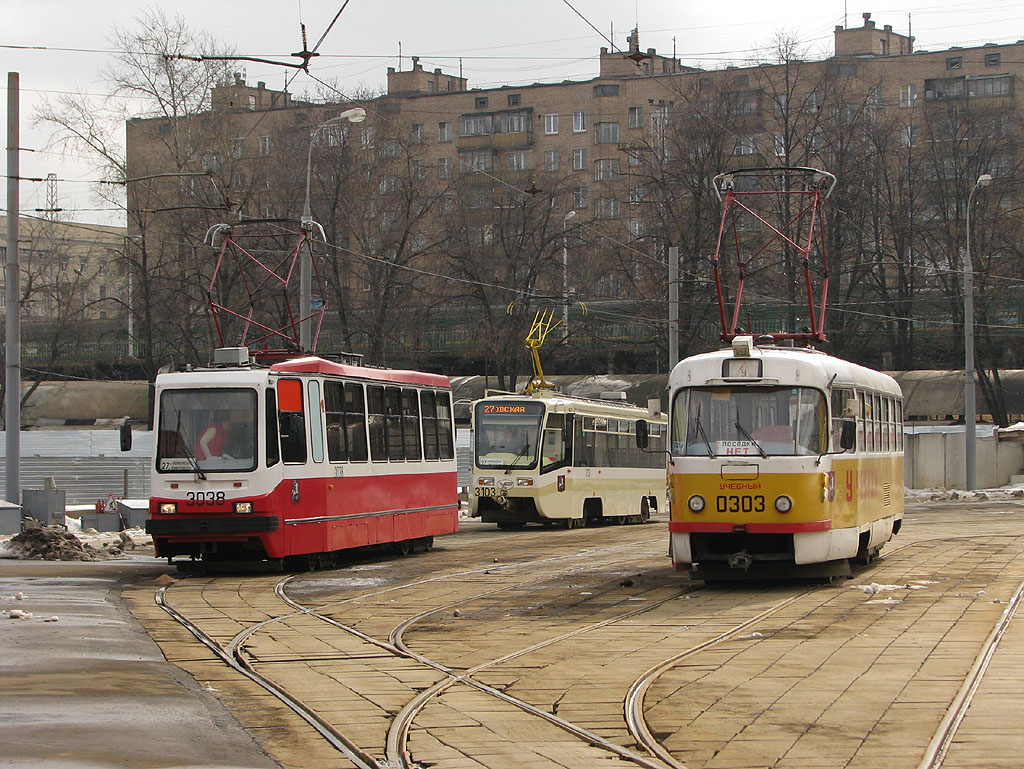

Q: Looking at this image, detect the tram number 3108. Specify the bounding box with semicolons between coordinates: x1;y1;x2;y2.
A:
716;495;766;513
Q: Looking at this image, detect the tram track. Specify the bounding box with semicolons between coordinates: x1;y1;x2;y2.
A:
149;529;1024;769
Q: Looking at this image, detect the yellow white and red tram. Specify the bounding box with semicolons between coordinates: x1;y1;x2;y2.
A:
653;335;903;577
138;348;458;567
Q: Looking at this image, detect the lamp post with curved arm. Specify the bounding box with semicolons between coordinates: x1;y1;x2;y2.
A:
965;172;991;490
561;210;576;340
300;107;366;350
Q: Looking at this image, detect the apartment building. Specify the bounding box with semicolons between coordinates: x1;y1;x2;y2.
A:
123;14;1023;374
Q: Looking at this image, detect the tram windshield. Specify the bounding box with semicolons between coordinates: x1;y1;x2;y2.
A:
674;386;826;457
157;388;258;473
474;401;544;470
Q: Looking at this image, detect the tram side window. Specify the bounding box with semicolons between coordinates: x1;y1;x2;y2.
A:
436;392;455;460
307;380;325;463
324;381;368;462
265;389;280;467
277;378;307;464
346;384;368;461
385;387;404;460
896;401;904;451
421;391;440;460
368;386;387;461
402;389;422;460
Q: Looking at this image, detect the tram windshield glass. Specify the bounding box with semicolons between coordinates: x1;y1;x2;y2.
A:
674;386;826;457
474;401;544;470
157;388;258;473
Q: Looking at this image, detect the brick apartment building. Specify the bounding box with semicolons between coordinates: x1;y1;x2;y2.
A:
123;14;1023;378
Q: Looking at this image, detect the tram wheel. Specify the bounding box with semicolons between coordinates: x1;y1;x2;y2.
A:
421;536;434;551
497;522;525;531
640;497;652;523
395;539;413;556
564;517;583;529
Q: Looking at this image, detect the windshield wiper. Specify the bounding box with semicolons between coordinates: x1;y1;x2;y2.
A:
734;421;768;458
504;442;532;474
176;412;207;480
694;404;716;457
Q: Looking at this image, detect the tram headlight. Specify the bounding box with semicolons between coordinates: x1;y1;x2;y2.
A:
233;501;254;514
478;477;495;487
158;502;177;515
774;495;793;513
687;495;706;513
516;478;534;486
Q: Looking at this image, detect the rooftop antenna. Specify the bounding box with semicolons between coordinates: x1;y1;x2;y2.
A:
398;40;402;70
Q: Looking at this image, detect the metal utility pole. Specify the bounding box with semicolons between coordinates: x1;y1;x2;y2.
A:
964;173;992;491
5;72;21;505
561;210;576;340
668;246;679;372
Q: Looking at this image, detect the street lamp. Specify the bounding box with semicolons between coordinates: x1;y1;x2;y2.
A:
561;210;576;340
300;107;367;350
964;172;991;491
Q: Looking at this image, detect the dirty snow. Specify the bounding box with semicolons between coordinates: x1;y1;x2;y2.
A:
0;524;152;561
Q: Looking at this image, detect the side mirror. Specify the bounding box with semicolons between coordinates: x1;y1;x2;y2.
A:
635;419;649;450
839;419;856;451
119;419;133;452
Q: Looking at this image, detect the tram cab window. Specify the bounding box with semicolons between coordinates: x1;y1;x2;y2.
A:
541;413;569;473
678;386;826;456
277;378;307;464
831;389;857;452
157;387;258;473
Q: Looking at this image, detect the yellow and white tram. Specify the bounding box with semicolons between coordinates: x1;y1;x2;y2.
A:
470;390;668;529
652;336;903;576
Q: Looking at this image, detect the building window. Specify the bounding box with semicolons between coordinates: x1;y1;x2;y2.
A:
544;150;559;172
503;112;528;133
259;135;272;156
946;56;962;70
899;83;918;107
628;186;645;204
231;138;245;158
593;84;620;97
361;127;375;149
381;139;402;158
438;121;452;142
900;124;916;148
629;220;644;239
463;150;493;172
438;157;452;179
595;122;619;144
626;147;642;166
573;110;587;133
573;186;588;208
507;93;521;106
426;80;435;93
733;135;758;156
985;52;1002;67
594;158;620;181
597;198;620;218
507;150;531;170
412;123;425;143
627;106;643;129
202;152;222;172
379;175;401;194
773;134;786;157
544;113;559;135
925;77;966;99
725;90;761;115
475;96;489;109
460;114;492;136
572;147;588;170
412;159;426;178
968;75;1012;97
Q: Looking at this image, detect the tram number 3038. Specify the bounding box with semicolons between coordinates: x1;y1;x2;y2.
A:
187;491;226;505
716;495;766;513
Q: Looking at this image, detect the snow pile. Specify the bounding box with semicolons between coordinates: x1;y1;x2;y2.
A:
1;527;112;561
905;486;1024;503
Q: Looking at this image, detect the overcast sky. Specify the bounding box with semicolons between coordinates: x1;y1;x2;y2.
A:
3;0;1021;226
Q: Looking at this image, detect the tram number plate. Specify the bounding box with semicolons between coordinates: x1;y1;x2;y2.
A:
716;495;766;513
474;487;501;498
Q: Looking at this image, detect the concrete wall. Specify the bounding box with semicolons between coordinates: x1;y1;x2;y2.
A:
905;428;1024;489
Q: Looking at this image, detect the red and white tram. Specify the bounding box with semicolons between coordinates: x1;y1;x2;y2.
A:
137;348;458;568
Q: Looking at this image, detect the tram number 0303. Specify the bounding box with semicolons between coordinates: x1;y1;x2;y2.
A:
716;495;766;513
187;491;226;505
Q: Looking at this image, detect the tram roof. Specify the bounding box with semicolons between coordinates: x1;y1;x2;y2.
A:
270;356;450;388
